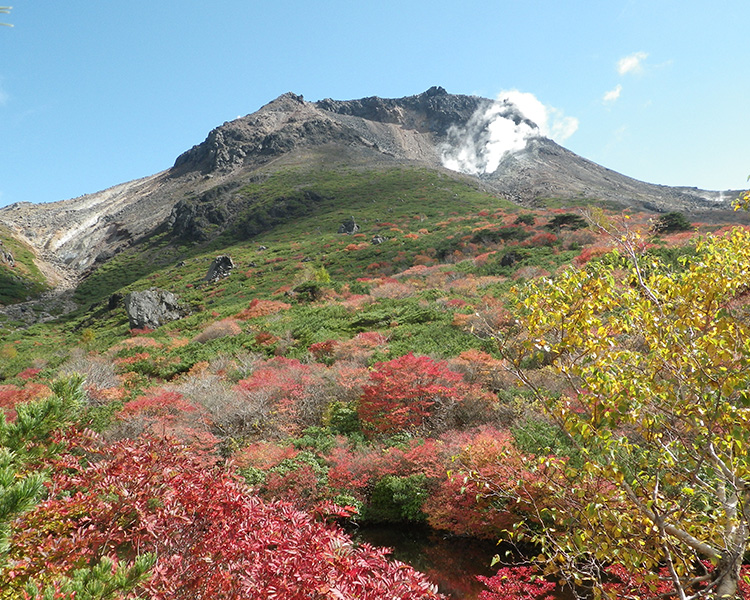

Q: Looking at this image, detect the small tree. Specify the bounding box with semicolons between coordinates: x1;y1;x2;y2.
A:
496;217;750;598
652;211;692;233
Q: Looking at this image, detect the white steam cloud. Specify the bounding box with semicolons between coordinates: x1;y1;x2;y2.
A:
441;90;578;175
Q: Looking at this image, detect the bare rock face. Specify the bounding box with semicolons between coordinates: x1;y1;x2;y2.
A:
483;137;734;214
170;88;485;177
204;255;235;282
124;288;186;330
0;242;13;267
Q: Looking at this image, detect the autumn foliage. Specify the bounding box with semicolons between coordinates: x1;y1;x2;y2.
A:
6;436;444;600
358;353;493;436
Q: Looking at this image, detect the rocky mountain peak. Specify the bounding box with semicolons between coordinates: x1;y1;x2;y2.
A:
171;88;492;177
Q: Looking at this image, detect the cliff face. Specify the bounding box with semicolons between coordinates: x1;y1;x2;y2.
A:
170;87;486;175
0;87;743;290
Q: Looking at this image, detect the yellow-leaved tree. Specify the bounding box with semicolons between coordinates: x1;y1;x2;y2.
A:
493;210;750;599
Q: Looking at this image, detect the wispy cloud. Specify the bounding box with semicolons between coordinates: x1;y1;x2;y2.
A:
617;51;648;75
603;84;623;104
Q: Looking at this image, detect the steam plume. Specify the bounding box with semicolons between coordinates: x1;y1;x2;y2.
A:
441;90;578;175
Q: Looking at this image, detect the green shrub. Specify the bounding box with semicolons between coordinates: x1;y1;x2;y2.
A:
546;213;587;231
325;402;361;436
652;211;692;233
514;213;536;226
470;226;530;245
511;416;580;467
364;474;429;523
291;427;338;454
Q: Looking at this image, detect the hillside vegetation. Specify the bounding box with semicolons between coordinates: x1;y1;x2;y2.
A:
2;166;749;599
0;225;49;305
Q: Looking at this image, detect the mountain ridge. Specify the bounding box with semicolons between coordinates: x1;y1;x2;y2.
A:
0;87;745;297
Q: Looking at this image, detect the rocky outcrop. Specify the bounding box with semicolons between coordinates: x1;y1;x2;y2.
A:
204;255;235;282
316;86;488;136
338;216;359;235
168;182;242;241
0;243;13;267
171;93;365;175
124;289;187;330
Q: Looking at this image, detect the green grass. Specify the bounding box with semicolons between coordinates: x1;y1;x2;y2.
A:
0;164;697;383
0;225;49;305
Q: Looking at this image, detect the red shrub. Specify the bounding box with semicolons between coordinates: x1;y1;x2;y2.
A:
573;244;612;266
327;438;448;502
235;358;330;433
263;465;327;509
478;566;555;600
332;332;389;365
358;353;464;435
0;383;51;421
358;353;492;436
422;427;543;539
233;441;298;470
116;389;217;451
309;339;337;361
6;438;444;600
17;367;42;381
234;298;291;320
523;232;557;247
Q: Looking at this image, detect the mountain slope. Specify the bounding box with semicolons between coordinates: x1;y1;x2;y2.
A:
0;86;745;301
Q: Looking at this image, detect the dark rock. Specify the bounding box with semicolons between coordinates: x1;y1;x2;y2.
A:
258;246;268;251
371;235;386;245
500;251;521;267
204;255;235;282
316;87;488;136
338;216;359;235
168;182;241;241
108;293;123;311
124;289;186;329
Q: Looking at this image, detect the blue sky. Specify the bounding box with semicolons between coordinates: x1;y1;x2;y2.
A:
1;1;748;207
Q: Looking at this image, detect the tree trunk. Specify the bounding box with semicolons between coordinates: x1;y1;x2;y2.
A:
714;553;741;599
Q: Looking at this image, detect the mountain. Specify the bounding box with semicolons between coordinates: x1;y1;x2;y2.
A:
0;87;745;296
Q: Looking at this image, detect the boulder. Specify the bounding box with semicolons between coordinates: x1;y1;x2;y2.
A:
204;255;235;282
338;216;359;235
1;250;13;267
500;251;521;267
0;242;14;267
124;288;186;330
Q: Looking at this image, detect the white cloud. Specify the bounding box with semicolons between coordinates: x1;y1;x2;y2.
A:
441;90;578;175
603;84;623;103
617;51;648;75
